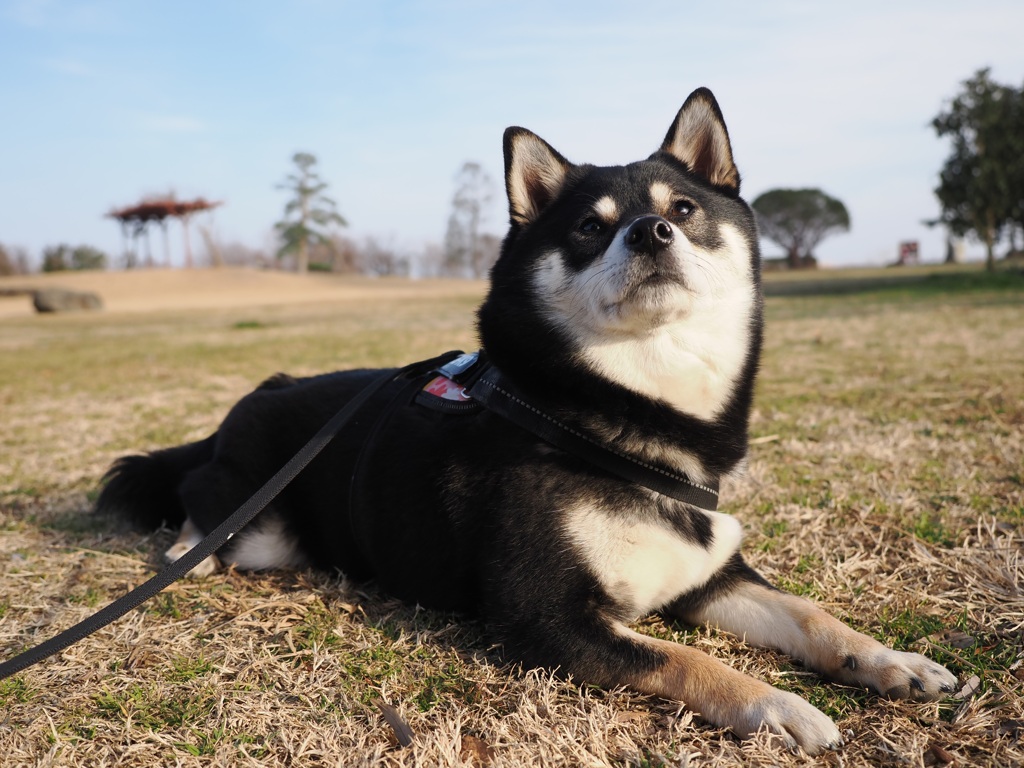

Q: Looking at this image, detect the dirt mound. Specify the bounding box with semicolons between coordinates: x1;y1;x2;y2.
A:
0;269;484;317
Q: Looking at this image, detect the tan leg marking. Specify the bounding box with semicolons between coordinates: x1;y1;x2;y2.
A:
689;581;958;701
620;626;842;755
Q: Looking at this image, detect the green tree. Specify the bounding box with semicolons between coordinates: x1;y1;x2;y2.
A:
41;244;108;272
42;244;70;272
70;245;107;270
274;152;347;274
932;69;1024;270
751;188;850;269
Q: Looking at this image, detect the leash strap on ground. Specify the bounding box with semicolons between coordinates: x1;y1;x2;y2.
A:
0;351;462;682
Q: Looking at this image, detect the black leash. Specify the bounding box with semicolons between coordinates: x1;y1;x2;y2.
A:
0;353;459;681
0;347;719;680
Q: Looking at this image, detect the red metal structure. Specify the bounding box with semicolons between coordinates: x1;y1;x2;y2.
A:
107;197;222;268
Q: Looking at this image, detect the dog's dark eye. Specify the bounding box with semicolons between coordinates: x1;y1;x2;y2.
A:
673;200;695;217
579;218;604;235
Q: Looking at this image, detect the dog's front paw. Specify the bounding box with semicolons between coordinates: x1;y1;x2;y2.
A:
164;542;221;578
732;688;843;756
844;648;957;702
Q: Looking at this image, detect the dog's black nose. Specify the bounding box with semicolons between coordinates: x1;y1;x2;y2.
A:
625;215;674;255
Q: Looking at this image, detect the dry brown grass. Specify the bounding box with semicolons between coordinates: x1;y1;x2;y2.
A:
1;267;1022;767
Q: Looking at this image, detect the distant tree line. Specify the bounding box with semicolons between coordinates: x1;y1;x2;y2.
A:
13;71;1020;280
0;242;109;275
931;68;1024;271
199;233;458;278
42;244;108;272
270;151;500;278
1;152;503;279
747;69;1024;271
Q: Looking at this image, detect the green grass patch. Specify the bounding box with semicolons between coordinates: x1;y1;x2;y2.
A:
0;676;34;705
909;511;956;547
873;608;947;647
414;660;482;712
93;683;219;730
775;669;867;721
67;585;104;608
775;575;822;600
174;727;228;757
290;601;343;652
764;263;1024;301
148;592;187;619
167;654;215;683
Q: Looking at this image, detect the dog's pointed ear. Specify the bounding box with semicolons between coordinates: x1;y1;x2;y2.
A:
659;88;740;193
504;127;572;226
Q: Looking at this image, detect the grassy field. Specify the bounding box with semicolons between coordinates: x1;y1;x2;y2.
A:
0;266;1022;766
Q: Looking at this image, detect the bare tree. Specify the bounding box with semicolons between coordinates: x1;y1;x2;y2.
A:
418;242;445;278
443;162;496;278
0;244;30;276
361;237;410;277
198;224;224;268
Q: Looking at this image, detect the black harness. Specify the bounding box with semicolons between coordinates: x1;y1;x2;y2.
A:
0;349;718;680
413;351;719;509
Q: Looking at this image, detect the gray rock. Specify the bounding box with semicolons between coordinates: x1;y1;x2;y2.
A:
32;288;103;313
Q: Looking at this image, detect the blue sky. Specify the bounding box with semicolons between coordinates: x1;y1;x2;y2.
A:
2;0;1023;268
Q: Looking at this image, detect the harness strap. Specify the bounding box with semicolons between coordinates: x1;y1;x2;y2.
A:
467;365;720;510
0;351;462;681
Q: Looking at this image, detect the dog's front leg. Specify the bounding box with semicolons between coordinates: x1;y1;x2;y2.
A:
672;579;958;700
611;624;843;754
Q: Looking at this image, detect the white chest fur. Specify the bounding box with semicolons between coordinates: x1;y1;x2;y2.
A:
565;505;743;618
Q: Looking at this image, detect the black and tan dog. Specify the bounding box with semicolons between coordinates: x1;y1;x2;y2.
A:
98;88;956;754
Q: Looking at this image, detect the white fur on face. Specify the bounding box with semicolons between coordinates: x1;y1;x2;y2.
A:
565;503;743;618
534;222;756;422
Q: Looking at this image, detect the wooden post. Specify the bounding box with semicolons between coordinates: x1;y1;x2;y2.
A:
182;214;194;269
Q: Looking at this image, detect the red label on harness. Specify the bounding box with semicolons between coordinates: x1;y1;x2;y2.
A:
423;375;471;402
